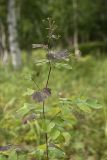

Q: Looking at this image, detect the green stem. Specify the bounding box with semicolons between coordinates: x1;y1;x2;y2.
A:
42;101;49;160
42;63;52;160
46;63;51;88
42;18;54;160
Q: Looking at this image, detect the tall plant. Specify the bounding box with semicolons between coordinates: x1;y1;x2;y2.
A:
22;18;72;159
30;18;72;159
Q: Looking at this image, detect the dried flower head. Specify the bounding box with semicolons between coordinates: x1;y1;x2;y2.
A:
32;88;51;103
0;145;12;151
47;50;69;61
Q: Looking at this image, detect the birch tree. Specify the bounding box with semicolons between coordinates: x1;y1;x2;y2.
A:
72;0;81;58
7;0;21;69
0;22;8;65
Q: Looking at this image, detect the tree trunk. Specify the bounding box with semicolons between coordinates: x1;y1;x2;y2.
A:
0;22;8;65
72;0;81;59
7;0;21;69
0;24;4;60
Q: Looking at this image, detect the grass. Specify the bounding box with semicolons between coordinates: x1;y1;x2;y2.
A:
0;52;107;159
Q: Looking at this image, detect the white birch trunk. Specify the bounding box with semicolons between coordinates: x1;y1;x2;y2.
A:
0;23;8;65
7;0;21;69
0;24;4;60
73;0;81;59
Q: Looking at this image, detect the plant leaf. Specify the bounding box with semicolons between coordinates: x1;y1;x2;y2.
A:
62;132;71;145
37;144;46;152
50;129;60;140
55;62;72;70
32;44;48;49
34;59;49;66
16;103;35;118
47;122;55;132
86;99;102;109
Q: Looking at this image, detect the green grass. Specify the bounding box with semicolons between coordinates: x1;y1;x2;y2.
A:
0;53;107;159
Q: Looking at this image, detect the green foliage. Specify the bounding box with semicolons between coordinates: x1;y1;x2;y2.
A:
0;155;6;160
16;103;35;118
8;150;17;160
6;19;101;159
79;41;107;55
0;53;107;159
1;0;107;50
0;16;107;159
